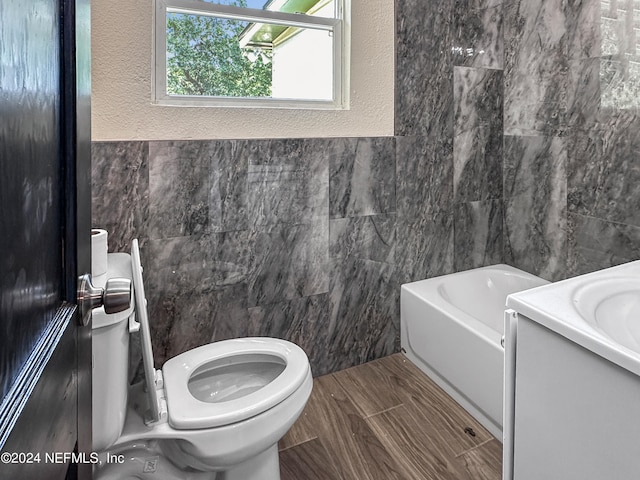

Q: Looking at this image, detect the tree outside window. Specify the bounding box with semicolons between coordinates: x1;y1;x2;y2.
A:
166;0;273;97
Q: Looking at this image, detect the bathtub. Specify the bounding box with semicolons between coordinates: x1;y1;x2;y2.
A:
400;264;548;439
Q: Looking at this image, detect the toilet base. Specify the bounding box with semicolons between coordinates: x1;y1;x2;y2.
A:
215;444;280;480
94;442;281;480
94;442;214;480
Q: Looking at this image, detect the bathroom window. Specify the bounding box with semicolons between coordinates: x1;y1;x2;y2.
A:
153;0;348;109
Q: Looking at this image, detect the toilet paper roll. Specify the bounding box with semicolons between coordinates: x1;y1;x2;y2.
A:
91;229;108;276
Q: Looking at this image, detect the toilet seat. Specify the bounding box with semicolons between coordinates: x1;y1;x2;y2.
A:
130;240;311;433
162;338;310;430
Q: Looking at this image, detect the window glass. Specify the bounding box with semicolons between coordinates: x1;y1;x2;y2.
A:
166;13;273;97
155;0;343;106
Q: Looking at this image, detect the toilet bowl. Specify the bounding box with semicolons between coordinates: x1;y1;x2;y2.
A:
92;239;313;480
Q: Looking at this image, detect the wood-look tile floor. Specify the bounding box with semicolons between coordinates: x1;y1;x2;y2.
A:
278;353;502;480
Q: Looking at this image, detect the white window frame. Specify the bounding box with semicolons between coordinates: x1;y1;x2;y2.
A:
153;0;349;109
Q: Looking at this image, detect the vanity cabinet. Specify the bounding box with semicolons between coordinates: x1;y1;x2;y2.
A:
503;312;640;480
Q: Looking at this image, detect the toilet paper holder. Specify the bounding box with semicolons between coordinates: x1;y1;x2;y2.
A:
77;273;132;326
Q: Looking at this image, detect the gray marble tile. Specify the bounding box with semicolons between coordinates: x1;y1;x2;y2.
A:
247;220;329;307
329;137;396;219
453;1;504;69
248;294;331;377
454;67;503;136
329;215;395;264
567;214;640;277
152;283;249;364
600;2;639;58
454;200;503;271
567;121;640;227
565;0;601;60
91;141;149;252
208;140;249;233
208;230;254;288
453;126;503;202
566;57;603;128
148;141;210;239
143;233;251;364
567;58;640;129
596;59;640;115
327;257;399;373
144;235;210;308
129;344;144;384
246;138;328;227
395;212;454;284
457;0;503;8
396;0;454;137
453;67;503;202
396;135;454;219
145;232;250;295
206;285;251;342
141;236;211;366
504;135;568;281
503;0;568;136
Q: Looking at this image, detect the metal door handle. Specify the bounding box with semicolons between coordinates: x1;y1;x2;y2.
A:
77;273;131;326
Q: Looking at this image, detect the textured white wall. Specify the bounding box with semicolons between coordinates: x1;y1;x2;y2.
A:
91;0;394;141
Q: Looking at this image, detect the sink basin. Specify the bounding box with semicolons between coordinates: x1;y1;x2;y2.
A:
573;277;640;354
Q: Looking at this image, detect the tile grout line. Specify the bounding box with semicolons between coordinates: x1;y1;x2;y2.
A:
362;402;405;420
278;435;320;453
455;437;495;459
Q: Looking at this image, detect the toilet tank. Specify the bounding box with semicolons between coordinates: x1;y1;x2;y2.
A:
92;253;134;452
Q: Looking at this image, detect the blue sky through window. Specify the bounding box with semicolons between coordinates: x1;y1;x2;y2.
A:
203;0;267;8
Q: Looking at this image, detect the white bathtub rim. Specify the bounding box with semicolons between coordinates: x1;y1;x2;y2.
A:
401;264;548;340
401;284;503;347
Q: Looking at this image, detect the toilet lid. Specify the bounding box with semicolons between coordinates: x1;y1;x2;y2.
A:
131;239;161;423
162;337;310;430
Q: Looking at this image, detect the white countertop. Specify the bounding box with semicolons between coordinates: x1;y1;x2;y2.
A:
506;260;640;377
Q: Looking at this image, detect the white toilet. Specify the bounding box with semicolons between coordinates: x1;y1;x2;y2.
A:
91;239;313;480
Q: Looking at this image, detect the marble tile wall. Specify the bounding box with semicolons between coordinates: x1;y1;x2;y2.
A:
396;0;504;276
92;138;400;377
92;0;640;377
396;0;640;283
503;0;640;279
